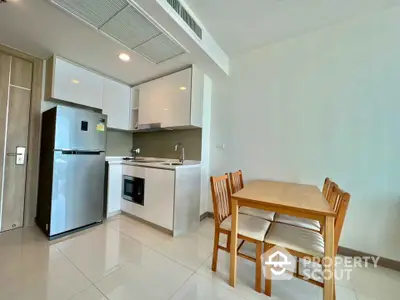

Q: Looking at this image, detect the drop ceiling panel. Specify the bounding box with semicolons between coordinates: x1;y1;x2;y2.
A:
52;0;128;29
100;5;161;49
51;0;186;64
134;33;186;63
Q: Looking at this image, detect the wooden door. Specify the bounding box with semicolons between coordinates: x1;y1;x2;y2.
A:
0;53;33;231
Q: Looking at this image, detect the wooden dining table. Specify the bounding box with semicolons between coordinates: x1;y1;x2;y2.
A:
229;180;336;300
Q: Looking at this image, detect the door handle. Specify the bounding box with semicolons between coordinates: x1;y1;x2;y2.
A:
7;146;26;165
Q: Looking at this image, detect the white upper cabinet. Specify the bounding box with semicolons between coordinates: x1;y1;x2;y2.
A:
135;66;204;128
136;79;163;126
159;68;192;128
45;56;104;109
102;77;133;130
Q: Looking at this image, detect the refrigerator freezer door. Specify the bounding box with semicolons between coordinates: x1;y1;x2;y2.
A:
50;151;105;236
54;106;106;151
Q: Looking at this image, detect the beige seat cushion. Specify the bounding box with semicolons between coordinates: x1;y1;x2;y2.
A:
298;258;324;283
239;207;276;222
274;214;321;232
220;214;271;242
264;223;325;258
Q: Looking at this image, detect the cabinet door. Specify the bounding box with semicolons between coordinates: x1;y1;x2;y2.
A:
137;80;163;125
53;57;103;109
102;78;132;130
107;164;123;216
137;69;192;128
131;88;139;129
160;68;192;127
144;168;175;230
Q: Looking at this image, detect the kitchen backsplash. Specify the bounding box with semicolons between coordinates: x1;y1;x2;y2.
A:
106;129;133;156
133;129;202;160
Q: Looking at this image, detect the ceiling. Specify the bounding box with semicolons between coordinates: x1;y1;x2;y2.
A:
0;0;194;85
185;0;400;56
1;0;400;84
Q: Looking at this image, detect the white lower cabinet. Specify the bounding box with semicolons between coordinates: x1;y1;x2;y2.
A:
120;164;200;235
121;166;175;230
106;164;122;216
143;168;175;230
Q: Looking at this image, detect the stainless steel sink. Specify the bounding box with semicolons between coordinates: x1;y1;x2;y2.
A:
161;162;183;166
127;159;165;163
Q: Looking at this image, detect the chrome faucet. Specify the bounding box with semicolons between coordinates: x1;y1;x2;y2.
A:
174;143;185;163
131;148;140;159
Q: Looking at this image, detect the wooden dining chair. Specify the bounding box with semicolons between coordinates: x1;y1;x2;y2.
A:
229;170;276;222
264;186;351;298
274;177;337;233
210;174;272;292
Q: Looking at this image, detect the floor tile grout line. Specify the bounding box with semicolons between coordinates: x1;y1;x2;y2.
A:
106;220;212;275
53;245;102;300
106;225;167;253
193;268;254;300
105;220;170;250
92;283;110;300
194;255;267;300
53;225;144;289
53;219;196;291
146;246;196;273
55;241;111;300
105;219;213;270
149;237;213;273
166;272;197;300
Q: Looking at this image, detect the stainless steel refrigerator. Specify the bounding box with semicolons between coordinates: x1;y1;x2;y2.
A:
36;105;107;239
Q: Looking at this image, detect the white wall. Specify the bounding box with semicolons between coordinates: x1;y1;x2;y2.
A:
200;75;212;215
210;7;400;261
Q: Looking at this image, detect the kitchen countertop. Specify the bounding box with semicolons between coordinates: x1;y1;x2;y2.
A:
106;156;201;170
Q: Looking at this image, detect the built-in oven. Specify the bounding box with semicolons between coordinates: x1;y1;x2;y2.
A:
122;175;145;206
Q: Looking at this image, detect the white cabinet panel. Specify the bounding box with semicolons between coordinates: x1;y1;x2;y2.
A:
52;57;103;109
136;67;204;128
103;78;132;130
137;79;163;125
143;168;175;230
107;164;123;216
123;165;145;178
121;166;174;230
160;68;192;127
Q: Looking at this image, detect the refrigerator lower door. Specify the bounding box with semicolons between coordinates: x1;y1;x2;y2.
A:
50;151;105;236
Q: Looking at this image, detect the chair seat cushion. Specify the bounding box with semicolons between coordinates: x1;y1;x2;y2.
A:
221;214;271;242
239;207;276;222
274;214;321;232
264;223;325;258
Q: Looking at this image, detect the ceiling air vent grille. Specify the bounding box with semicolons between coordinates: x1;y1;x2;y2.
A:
53;0;128;29
51;0;186;64
166;0;202;39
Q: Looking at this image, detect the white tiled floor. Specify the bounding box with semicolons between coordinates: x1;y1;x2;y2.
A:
0;215;399;300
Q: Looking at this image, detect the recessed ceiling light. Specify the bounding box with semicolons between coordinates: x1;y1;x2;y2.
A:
180;86;187;91
72;79;80;84
119;53;130;62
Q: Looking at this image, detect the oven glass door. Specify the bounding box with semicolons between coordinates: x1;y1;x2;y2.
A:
123;176;144;206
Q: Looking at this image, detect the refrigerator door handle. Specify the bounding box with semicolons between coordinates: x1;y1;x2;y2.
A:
60;150;103;155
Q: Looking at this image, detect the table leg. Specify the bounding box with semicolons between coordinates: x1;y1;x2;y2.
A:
324;216;335;300
229;198;239;287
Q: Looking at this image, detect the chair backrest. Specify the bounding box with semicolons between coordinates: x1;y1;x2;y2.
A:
210;174;232;227
229;170;244;194
328;186;351;253
322;177;336;205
